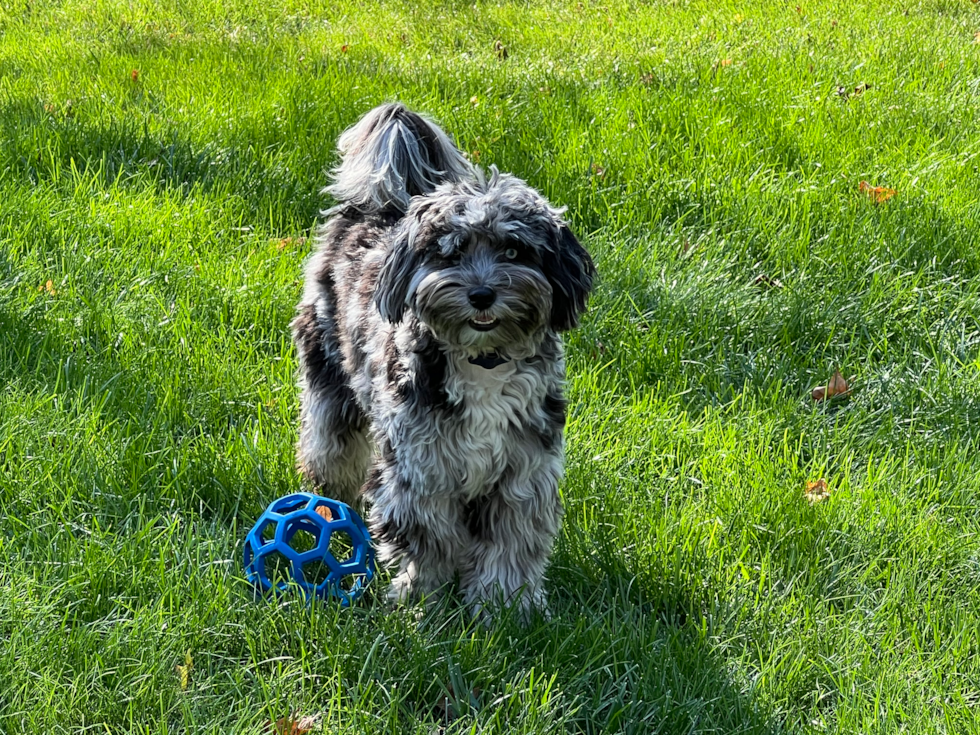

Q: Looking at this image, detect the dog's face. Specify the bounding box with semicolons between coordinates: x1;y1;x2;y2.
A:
375;170;595;357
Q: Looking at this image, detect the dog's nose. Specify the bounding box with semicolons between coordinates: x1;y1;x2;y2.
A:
467;286;496;310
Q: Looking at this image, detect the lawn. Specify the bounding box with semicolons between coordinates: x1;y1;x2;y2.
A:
2;0;980;732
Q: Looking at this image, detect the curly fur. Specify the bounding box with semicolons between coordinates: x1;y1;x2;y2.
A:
292;103;595;620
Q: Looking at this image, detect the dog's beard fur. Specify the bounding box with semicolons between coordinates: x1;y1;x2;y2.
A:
292;103;595;622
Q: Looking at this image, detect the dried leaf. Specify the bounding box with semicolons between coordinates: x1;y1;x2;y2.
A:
858;180;896;204
275;237;306;251
804;479;830;504
812;370;851;401
827;370;849;397
493;40;508;60
270;714;320;735
314;505;333;521
340;44;349;53
131;69;140;82
39;279;57;295
974;30;980;44
176;650;193;690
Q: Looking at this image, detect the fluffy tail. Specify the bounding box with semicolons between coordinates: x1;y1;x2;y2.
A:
326;103;474;214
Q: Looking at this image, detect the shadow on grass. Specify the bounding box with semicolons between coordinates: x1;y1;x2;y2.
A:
0;292;284;520
0;97;328;233
383;558;792;735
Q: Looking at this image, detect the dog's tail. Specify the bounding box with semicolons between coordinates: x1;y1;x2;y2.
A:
326;103;474;214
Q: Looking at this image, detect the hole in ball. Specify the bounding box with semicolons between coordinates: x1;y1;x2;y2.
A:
302;559;331;587
329;530;355;565
260;521;276;545
289;527;318;554
262;550;293;589
337;572;367;593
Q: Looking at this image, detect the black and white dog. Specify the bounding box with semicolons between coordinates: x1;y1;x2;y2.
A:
292;103;594;619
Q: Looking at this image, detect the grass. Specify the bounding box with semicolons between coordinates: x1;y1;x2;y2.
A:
2;0;980;732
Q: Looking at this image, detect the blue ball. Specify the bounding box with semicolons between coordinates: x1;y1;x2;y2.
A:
243;492;376;605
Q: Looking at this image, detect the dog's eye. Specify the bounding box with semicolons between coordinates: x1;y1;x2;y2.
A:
504;247;519;260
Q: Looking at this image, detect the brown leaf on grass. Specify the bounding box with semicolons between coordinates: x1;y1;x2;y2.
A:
811;370;851;401
314;505;333;521
493;40;508;60
38;279;56;295
131;69;140;82
176;650;193;690
275;237;307;251
804;479;830;504
858;180;896;204
268;714;320;735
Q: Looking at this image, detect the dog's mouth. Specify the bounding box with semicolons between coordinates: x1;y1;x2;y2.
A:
468;314;500;332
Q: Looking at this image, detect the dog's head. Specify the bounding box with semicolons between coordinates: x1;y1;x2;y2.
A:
374;169;595;357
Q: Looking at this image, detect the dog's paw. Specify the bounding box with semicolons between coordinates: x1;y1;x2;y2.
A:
387;574;417;605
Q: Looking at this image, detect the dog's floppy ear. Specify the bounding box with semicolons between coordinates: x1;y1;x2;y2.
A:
544;225;596;332
374;223;423;323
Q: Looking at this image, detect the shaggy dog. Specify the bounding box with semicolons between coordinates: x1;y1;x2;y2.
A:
291;103;595;619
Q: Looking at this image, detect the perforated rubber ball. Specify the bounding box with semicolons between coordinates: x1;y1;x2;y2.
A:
243;492;375;605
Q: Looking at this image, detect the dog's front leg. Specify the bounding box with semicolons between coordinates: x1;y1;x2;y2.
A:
460;478;563;623
366;464;466;607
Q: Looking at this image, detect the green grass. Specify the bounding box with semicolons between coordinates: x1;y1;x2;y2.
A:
2;0;980;732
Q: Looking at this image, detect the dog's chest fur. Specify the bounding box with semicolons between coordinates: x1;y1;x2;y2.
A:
444;358;536;496
385;348;557;501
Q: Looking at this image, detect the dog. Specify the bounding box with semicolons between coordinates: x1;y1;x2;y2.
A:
291;103;595;620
